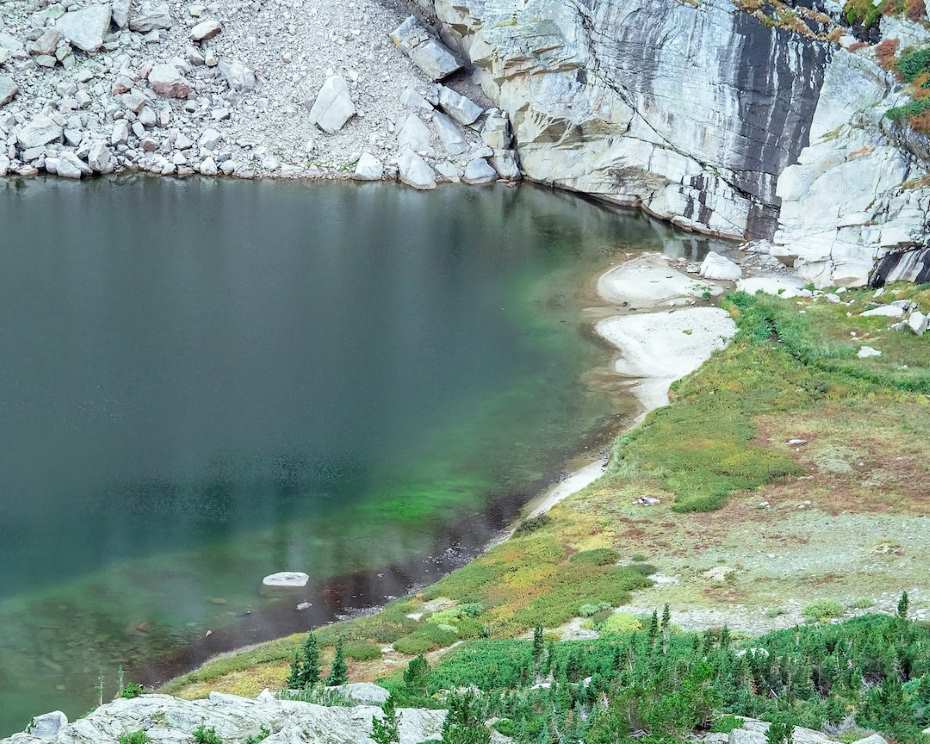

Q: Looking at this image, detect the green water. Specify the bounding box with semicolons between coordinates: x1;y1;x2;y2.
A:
0;177;717;732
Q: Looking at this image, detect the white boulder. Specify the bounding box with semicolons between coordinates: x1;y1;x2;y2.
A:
219;60;256;91
56;5;111;53
17;115;63;148
88;141;116;173
437;85;483;126
0;75;17;107
908;310;928;336
190;19;222;41
149;64;191;98
397;114;433;156
700;251;742;281
389;16;462;81
398;149;437;190
353;152;383;181
462;158;497;185
308;75;355;134
261;572;309;588
129;2;172;32
857;346;882;358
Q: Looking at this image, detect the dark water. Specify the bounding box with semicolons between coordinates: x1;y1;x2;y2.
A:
0;177;717;733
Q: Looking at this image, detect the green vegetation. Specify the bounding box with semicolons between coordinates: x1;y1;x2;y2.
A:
843;0;882;27
119;682;144;699
192;725;223;744
244;727;271;744
375;609;930;743
327;638;348;686
118;732;150;744
803;600;845;622
371;696;401;744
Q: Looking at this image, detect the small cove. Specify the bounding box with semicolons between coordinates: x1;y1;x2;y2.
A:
0;177;722;733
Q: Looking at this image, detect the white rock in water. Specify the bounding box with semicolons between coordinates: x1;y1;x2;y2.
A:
397;114;433;156
857;346;882;358
389;16;462;81
56;5;111;53
262;571;309;588
329;682;389;706
308;75;355;134
861;304;906;318
17;115;63;148
129;1;172;32
398;148;436;190
908;310;928;336
190;19;222;41
149;64;191;98
700;251;742;281
0;75;17;107
462;158;497;185
353;152;383;181
437;85;482;126
219;60;256;91
29;710;68;737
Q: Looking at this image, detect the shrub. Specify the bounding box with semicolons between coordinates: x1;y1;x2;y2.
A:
403;654;430;695
244;726;271;744
569;548;620;566
394;635;437;656
327;638;348;686
899;46;930;81
119;682;143;699
344;641;382;661
192;726;222;744
876;38;900;70
512;513;550;536
119;732;150;744
803;600;845;622
601;612;642;635
371;696;400;744
578;602;612;618
711;715;744;733
843;0;882;27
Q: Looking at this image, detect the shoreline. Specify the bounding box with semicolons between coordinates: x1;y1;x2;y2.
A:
157;249;741;693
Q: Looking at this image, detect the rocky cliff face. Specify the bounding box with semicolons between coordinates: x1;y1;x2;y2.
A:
423;0;930;285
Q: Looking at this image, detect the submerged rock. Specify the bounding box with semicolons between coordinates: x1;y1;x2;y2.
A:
261;571;309;588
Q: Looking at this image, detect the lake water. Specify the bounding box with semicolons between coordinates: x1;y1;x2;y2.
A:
0;177;717;733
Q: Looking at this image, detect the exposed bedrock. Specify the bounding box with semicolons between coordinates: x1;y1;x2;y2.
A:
423;0;830;240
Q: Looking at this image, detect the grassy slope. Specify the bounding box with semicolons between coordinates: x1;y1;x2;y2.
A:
164;283;930;700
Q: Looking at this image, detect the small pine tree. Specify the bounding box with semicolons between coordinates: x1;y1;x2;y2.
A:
327;638;348;686
441;690;490;744
660;603;671;632
300;631;321;688
647;609;658;646
286;650;303;689
532;625;544;664
404;654;430;695
898;591;910;620
765;713;792;744
371;695;400;744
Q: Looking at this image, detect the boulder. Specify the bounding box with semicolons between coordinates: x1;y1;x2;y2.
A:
112;0;130;28
736;275;812;298
129;2;172;32
29;711;68;738
56;5;111;53
462;158;497;185
481;109;512;149
17;115;63;148
908;310;928;336
219;60;256;91
198;128;222;149
88;141;116;173
329;682;390;706
353;152;383;181
111;119;130;145
491;150;521;180
437;86;483;126
29;29;61;57
857;346;882;358
389;16;462;81
861;304;906;318
0;75;17;107
397;114;433;155
398;149;437;190
199;156;218;175
190;19;222;42
699;251;742;281
432;112;467;156
149;64;191;98
308;75;355;134
53;151;90;179
728;730;767;744
851;736;888;744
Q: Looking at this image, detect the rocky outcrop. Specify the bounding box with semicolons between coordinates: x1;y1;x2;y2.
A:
1;693;452;744
423;0;830;240
773;50;930;286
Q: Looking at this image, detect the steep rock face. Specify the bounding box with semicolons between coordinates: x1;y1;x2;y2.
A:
425;0;830;239
774;50;930;286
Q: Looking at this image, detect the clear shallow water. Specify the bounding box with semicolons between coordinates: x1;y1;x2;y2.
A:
0;177;718;732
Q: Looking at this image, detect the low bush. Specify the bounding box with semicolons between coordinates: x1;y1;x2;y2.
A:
803;599;845;622
192;726;223;744
343;641;382;662
118;732;150;744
